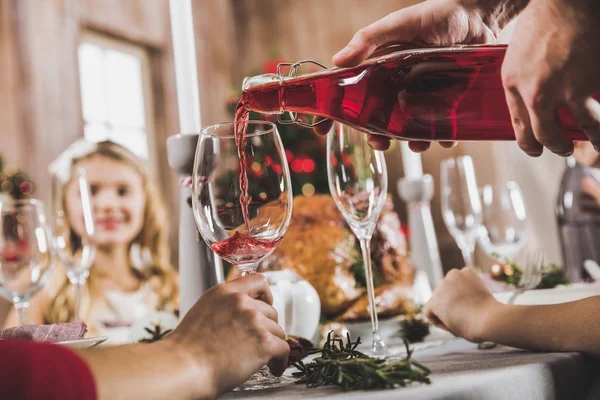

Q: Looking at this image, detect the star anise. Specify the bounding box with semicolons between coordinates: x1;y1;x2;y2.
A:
138;323;173;343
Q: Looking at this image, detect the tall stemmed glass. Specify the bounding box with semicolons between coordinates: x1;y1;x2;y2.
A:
50;167;96;322
478;181;527;262
192;121;293;275
0;199;54;325
191;121;293;390
441;156;482;268
327;123;388;356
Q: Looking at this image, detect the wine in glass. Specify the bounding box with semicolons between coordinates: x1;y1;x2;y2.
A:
191;120;293;390
50;167;96;321
441;156;482;268
0;199;54;325
478;181;527;261
326;123;389;356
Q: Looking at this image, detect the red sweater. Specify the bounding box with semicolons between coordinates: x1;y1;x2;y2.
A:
0;340;97;399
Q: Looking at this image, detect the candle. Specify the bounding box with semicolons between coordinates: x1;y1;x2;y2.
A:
401;142;424;179
169;0;201;134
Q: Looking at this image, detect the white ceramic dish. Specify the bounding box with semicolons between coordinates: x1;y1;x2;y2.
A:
493;282;600;305
59;336;108;349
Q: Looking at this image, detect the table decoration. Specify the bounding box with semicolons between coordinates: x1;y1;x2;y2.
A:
292;332;431;391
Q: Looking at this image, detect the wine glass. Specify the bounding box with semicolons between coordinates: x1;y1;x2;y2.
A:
478;181;527;262
50;167;96;321
326;123;388;356
191;121;293;390
191;121;293;275
441;156;482;268
0;199;54;325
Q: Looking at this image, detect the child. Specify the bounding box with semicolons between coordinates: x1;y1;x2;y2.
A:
4;140;179;343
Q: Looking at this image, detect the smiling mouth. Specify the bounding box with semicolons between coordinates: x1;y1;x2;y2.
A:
96;219;123;230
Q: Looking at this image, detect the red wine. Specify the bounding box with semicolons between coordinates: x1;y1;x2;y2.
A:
240;44;594;141
234;106;251;233
210;231;281;264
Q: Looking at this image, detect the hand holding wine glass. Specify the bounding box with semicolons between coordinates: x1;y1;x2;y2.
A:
0;199;54;325
327;123;388;356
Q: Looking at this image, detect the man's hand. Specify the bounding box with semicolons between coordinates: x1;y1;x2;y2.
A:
316;0;527;151
166;274;289;397
501;0;600;157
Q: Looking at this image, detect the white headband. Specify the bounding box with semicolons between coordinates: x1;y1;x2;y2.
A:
49;139;98;183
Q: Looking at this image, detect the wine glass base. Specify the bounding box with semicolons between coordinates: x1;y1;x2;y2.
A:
232;366;294;391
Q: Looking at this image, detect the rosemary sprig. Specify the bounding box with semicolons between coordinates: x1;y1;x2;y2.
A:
292;332;431;391
138;323;173;343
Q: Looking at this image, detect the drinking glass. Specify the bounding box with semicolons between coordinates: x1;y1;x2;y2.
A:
441;156;482;268
191;121;293;275
478;181;527;261
327;123;388;356
191;121;293;391
0;199;54;325
50;167;96;321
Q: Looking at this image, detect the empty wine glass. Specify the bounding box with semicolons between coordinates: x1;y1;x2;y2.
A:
478;246;543;349
50;167;96;321
0;199;54;325
327;123;388;356
478;181;527;261
441;156;482;268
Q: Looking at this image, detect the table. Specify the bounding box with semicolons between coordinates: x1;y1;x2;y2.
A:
224;339;599;400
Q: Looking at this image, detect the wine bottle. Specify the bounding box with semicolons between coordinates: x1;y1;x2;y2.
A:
239;44;593;142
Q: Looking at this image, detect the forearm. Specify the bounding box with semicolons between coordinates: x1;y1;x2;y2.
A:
479;296;600;356
78;341;214;400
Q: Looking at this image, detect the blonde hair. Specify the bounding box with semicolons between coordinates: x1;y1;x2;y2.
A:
44;141;179;329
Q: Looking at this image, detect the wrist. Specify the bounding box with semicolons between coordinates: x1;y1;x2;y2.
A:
159;338;217;400
471;296;504;343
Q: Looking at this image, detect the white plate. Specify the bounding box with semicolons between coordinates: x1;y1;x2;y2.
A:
59;336;108;349
493;282;600;305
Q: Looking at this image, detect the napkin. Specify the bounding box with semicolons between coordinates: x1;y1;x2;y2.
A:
0;321;88;343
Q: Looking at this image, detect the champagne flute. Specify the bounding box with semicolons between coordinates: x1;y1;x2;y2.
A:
0;199;54;325
326;123;388;356
478;181;527;261
441;156;482;268
50;167;96;321
191;121;293;391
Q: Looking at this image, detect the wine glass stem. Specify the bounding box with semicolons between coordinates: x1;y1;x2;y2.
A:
461;245;474;268
74;282;82;321
239;263;258;277
359;238;386;355
14;300;30;326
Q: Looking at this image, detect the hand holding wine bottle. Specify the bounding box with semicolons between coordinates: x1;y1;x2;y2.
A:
315;0;527;151
501;0;600;157
318;0;600;158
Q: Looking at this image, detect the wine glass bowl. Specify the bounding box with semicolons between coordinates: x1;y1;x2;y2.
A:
441;156;482;268
0;199;54;325
192;121;293;273
478;181;527;261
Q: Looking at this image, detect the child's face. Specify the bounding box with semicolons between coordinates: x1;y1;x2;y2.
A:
65;155;146;247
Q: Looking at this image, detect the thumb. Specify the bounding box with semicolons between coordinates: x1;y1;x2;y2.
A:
333;6;422;67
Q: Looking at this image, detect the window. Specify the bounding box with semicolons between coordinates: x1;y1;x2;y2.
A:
78;33;155;161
